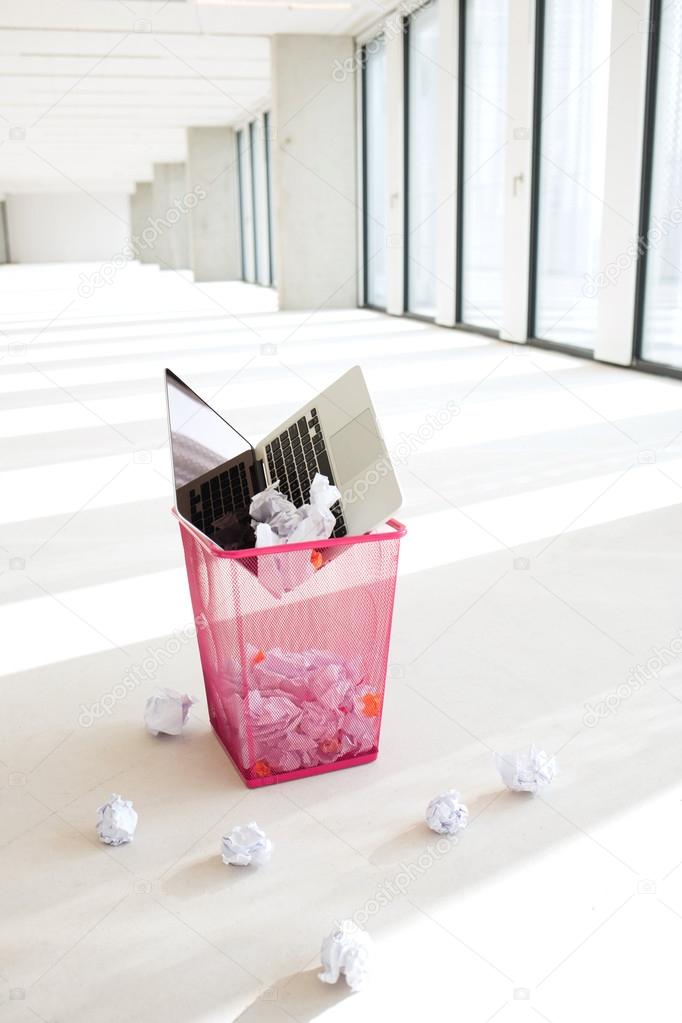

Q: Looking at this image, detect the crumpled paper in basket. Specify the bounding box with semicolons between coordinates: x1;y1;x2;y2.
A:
221;646;381;775
319;919;372;992
144;688;195;736
96;793;138;846
494;744;557;795
251;473;341;545
250;474;341;597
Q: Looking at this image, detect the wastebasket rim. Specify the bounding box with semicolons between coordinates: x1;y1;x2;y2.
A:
171;507;406;558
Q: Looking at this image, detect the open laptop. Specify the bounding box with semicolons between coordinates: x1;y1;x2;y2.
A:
165;365;402;547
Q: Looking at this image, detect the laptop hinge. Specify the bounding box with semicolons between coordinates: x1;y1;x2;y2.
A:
251;458;267;494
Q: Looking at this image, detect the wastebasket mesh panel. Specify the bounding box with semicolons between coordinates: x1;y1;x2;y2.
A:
180;524;401;785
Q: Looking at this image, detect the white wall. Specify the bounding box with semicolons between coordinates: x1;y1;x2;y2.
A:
186;127;241;282
272;34;357;310
6;193;131;264
152;162;190;271
130;182;155;265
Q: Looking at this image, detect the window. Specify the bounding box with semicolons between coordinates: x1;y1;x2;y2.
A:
638;0;682;370
238;118;274;287
363;35;389;309
532;0;612;350
405;0;439;318
237;128;256;283
459;0;509;332
264;111;276;286
251;119;271;286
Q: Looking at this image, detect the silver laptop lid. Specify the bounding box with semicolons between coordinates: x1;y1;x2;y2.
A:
165;369;253;489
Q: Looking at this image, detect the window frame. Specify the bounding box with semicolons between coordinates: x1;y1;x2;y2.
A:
236;128;246;281
361;37;389;312
402;18;410;316
361;42;372;309
455;0;466;327
248;120;260;284
630;0;682;380
264;110;275;287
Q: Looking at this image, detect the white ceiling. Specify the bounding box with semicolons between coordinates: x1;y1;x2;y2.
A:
0;0;377;196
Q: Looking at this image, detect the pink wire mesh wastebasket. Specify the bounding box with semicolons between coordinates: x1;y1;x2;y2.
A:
175;511;406;787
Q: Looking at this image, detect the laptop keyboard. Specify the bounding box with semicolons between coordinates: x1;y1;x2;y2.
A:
188;463;250;538
264;407;347;538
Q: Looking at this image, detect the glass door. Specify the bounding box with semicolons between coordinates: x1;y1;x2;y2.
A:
531;0;612;350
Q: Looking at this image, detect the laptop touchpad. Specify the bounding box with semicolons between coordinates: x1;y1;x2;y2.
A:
329;409;385;483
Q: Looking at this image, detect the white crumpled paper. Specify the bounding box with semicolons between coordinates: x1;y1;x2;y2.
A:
221;821;273;866
251;473;341;547
250;474;341;597
144;688;195;736
494;744;557;795
319;919;372;992
425;790;469;835
96;793;138;846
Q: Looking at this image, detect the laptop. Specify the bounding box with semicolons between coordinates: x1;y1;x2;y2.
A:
164;365;402;548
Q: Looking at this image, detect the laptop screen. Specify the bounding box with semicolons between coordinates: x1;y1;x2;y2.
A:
165;369;252;490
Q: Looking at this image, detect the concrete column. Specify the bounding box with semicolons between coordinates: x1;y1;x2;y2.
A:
152;162;190;271
272;34;357;310
500;0;536;343
0;201;9;263
594;0;650;366
186;127;241;282
130;182;155;263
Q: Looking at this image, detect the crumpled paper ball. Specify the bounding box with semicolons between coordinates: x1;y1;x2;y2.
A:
96;793;138;846
494;744;557;795
251;473;341;547
221;822;273;866
425;789;469;835
319;919;372;992
144;688;195;736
